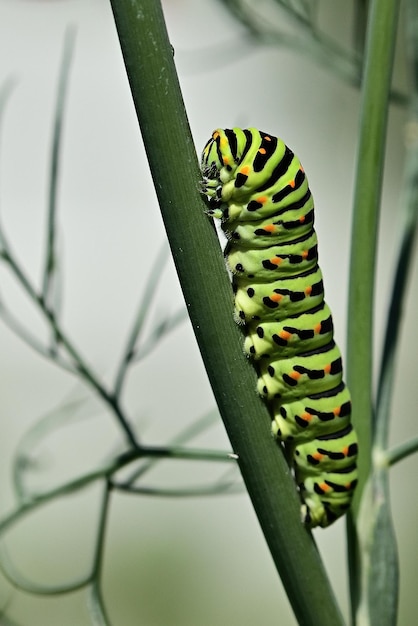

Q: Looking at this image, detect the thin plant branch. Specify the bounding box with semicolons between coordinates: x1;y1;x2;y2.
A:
0;230;138;448
12;395;91;500
122;408;220;485
114;480;242;497
132;307;188;361
0;33;140;450
88;483;112;626
41;25;76;326
0;295;75;374
88;579;111;626
113;241;170;399
0;543;91;595
0;443;238;594
218;0;407;106
385;435;418;466
1;444;236;533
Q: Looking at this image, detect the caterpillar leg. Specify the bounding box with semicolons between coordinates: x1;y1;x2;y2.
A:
299;478;357;528
292;425;358;528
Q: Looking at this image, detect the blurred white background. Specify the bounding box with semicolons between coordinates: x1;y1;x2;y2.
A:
0;0;416;624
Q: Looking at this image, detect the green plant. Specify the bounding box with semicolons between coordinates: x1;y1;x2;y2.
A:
109;0;417;624
0;1;417;624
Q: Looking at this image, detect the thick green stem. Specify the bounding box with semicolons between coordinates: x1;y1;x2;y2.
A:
108;1;345;624
376;0;418;454
347;0;400;507
346;0;400;622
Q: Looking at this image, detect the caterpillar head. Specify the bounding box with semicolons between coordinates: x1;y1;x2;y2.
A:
201;129;237;218
201;129;239;184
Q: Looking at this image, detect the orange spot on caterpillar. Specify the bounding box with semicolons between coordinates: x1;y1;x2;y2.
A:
314;323;322;334
289;179;296;188
301;412;313;422
223;156;229;165
305;286;312;296
258;148;267;155
279;330;292;340
299;216;306;223
264;135;272;141
240;165;250;175
312;452;324;461
270;257;282;265
324;364;332;374
212;131;220;139
333;406;341;416
264;224;276;232
256;196;268;204
302;250;308;259
270;293;283;302
289;370;302;380
342;446;349;456
319;482;331;492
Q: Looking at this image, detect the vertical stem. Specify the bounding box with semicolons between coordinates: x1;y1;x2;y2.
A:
88;482;112;625
109;2;345;624
375;0;418;453
346;0;400;621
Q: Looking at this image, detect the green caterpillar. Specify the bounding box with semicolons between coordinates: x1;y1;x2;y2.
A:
200;127;358;528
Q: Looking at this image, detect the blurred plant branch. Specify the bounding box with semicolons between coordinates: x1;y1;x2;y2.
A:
0;19;241;626
216;0;407;105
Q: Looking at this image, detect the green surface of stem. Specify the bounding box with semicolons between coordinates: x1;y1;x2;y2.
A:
346;0;400;622
376;0;418;455
109;1;345;624
347;0;400;505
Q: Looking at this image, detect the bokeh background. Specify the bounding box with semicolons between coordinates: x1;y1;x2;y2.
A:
0;1;417;624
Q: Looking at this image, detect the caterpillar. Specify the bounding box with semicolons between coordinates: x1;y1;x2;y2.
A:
200;127;358;528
